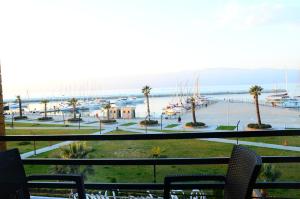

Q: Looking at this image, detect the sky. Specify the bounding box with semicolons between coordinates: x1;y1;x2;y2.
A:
0;0;300;98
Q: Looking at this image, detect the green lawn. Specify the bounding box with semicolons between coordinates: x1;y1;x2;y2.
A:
165;124;180;128
235;136;300;147
6;129;98;153
25;130;300;198
120;122;137;127
216;125;236;130
5;122;73;127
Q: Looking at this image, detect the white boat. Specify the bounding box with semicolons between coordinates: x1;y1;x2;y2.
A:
162;105;182;116
281;98;300;108
266;92;300;108
114;97;144;106
266;92;290;105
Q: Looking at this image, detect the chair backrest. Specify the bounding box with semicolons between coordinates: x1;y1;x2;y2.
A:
0;148;30;199
224;145;262;199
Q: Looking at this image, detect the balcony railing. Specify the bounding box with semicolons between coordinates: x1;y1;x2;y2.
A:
1;130;300;198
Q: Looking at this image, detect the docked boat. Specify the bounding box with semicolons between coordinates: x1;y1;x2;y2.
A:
266;92;300;108
266;92;290;106
281;98;300;108
114;97;144;106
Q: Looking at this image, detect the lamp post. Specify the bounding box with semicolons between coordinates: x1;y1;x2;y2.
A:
227;99;230;126
11;112;14;128
160;113;163;132
236;120;240;145
145;115;149;134
96;113;102;135
62;112;66;127
78;113;81;129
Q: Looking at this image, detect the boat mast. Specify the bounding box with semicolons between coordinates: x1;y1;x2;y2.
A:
285;70;288;93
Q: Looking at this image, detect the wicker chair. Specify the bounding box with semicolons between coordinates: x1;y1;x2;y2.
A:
0;148;86;199
164;145;262;199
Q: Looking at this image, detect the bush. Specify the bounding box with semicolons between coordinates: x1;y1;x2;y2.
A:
67;118;83;122
185;122;206;127
18;141;31;146
247;123;272;129
38;117;53;121
101;119;117;123
139;119;159;126
14;116;28;120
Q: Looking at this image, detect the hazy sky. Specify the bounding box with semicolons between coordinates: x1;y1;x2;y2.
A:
0;0;300;98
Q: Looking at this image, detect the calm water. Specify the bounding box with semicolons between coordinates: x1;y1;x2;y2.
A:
15;83;300;118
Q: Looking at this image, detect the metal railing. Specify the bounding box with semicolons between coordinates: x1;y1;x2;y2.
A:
0;130;300;193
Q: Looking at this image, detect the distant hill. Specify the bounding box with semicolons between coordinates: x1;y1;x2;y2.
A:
101;68;300;89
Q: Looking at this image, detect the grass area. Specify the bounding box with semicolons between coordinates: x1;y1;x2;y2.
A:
235;136;300;147
216;125;236;130
120;122;137;127
5;122;73;127
26;130;300;198
164;124;180;128
134;128;193;133
6;129;98;153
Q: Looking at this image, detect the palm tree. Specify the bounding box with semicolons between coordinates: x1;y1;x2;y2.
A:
68;98;78;119
104;102;111;120
0;65;6;151
52;142;94;180
191;97;197;124
249;85;263;125
16;95;23;118
41;99;49;118
142;85;151;120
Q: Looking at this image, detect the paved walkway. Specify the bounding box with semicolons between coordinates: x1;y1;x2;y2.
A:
21;128;114;158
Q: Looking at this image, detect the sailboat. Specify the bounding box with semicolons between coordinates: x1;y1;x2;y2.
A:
266;71;300;108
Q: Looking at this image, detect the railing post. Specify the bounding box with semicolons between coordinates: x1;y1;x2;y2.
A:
153;161;157;183
33;140;36;156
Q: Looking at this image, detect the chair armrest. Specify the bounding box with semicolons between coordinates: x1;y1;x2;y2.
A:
164;174;225;199
27;174;85;199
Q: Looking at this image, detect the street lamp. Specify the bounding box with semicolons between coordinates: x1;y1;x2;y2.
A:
160;113;163;132
144;115;149;134
236;120;241;145
62;112;66;127
96;113;102;135
78;113;81;129
11;112;14;128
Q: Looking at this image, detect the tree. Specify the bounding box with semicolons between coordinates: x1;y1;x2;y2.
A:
16;95;23;118
151;146;161;158
41;99;49;118
0;65;6;151
249;85;263;125
260;164;281;197
103;102;111;120
260;164;281;182
52;142;94;180
191;97;197;124
68;98;78;119
142;85;151;120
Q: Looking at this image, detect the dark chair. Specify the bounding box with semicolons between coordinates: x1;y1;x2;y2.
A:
0;148;86;199
164;145;262;199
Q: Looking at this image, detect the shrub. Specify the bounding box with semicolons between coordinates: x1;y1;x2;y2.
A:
67;118;83;122
247;123;272;129
185;122;206;127
139;119;159;126
101;119;117;123
14;116;28;120
18;141;31;146
38;117;53;121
